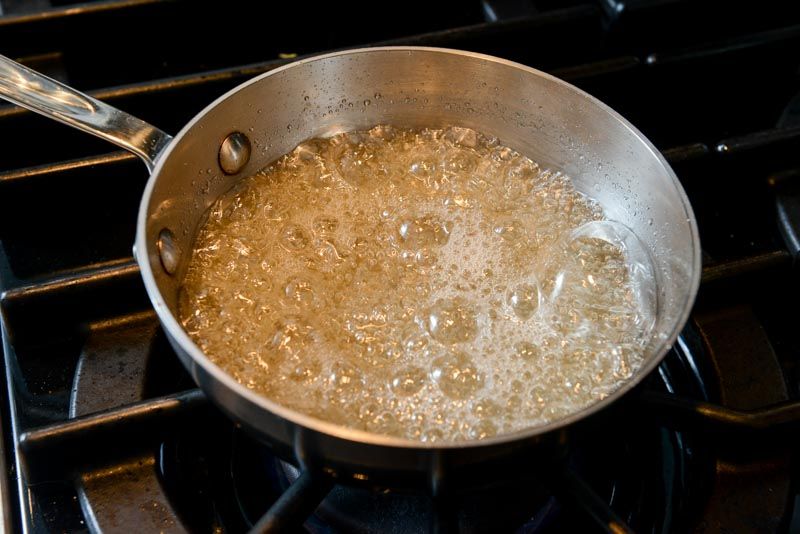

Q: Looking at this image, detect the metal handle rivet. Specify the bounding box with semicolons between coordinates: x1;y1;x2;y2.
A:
219;131;251;175
157;228;180;275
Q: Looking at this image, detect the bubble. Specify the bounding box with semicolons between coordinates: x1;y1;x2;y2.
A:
398;216;452;247
444;150;478;174
514;341;540;361
332;137;385;187
467;419;498;440
313;216;339;235
426;298;478;344
403;332;429;357
493;219;525;243
330;361;364;390
369;124;395;141
368;411;400;435
413;248;437;266
471;398;501;418
290;359;320;381
279;223;311;251
408;158;438;184
548;220;657;343
270;315;313;354
314;241;346;271
431;351;483;399
391;366;427;396
503;162;539;199
506;395;522;411
508;282;540;320
611;345;635;380
443;126;478;148
259;258;275;273
284;277;315;306
358;402;380;422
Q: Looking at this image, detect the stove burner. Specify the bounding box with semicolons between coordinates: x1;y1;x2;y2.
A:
770;92;800;262
277;459;558;533
57;306;793;533
65;311;758;533
158;323;716;533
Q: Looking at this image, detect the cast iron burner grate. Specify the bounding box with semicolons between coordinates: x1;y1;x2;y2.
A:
40;316;793;533
1;1;800;533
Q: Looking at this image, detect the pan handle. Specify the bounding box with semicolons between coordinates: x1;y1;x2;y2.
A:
0;54;172;172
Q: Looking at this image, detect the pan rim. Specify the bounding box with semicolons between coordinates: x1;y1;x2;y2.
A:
135;45;702;450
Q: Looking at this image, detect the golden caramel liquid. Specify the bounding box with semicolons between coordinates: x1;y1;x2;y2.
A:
179;126;654;442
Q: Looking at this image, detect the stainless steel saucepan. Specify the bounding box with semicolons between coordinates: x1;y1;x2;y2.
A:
0;47;701;488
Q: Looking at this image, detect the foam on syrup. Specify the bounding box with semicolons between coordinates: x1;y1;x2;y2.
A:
179;125;656;442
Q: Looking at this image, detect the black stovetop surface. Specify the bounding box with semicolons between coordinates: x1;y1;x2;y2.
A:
1;1;799;532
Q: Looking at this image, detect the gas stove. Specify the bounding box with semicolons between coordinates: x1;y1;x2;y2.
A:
1;1;799;532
